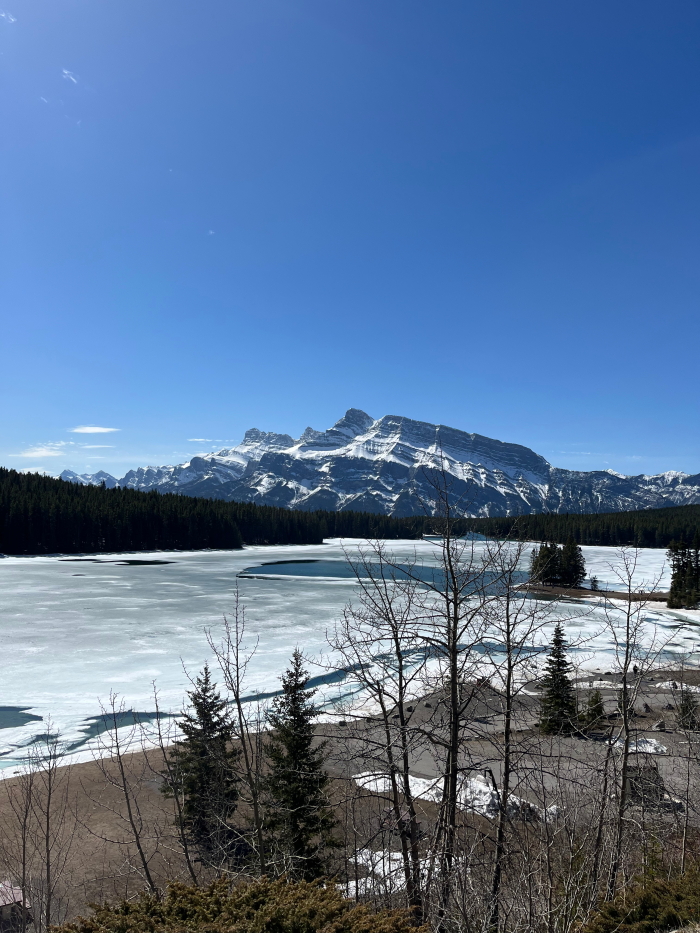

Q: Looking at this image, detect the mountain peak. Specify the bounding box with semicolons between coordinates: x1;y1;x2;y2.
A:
292;408;374;452
240;428;295;450
60;469;119;488
57;410;700;516
332;408;374;436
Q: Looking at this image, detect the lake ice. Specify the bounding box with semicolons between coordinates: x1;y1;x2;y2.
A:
0;538;697;771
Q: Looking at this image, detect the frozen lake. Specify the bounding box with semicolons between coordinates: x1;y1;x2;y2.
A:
1;538;698;771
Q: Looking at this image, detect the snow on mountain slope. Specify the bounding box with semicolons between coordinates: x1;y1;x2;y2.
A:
59;409;700;517
60;470;120;489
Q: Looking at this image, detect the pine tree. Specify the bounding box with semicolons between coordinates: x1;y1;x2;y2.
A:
264;649;338;880
584;688;605;729
530;542;562;586
162;664;240;869
667;536;700;609
560;537;586;588
539;623;577;734
677;686;699;731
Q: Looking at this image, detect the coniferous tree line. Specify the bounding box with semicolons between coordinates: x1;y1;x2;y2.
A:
461;503;700;549
3;467;698;554
0;470;245;554
0;469;424;554
667;534;700;608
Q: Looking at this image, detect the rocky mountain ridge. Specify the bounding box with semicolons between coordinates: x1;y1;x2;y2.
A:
60;409;700;517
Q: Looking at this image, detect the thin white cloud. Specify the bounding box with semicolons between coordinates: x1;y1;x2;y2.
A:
13;445;65;458
188;438;213;442
81;444;115;449
70;425;120;433
208;230;215;235
0;9;17;22
62;69;78;84
40;97;48;103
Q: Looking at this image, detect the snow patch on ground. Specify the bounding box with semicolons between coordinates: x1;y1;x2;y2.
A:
353;771;559;822
615;737;667;754
655;681;700;694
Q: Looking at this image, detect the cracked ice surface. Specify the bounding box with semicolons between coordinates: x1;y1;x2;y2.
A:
0;539;696;771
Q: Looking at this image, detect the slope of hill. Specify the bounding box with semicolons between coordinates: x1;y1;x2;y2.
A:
61;409;700;517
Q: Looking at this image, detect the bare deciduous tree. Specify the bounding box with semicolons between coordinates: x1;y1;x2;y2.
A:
84;695;158;894
598;549;666;898
330;541;428;915
207;588;268;876
0;761;35;933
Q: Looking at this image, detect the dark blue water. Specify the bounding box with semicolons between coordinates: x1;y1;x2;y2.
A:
64;710;171;750
0;710;173;762
59;558;175;565
0;706;43;730
239;559;379;579
239;558;528;592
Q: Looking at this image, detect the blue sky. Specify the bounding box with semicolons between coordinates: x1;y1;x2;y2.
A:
1;1;699;478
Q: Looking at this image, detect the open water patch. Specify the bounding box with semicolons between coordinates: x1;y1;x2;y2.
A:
238;558;448;582
65;710;171;751
239;559;358;579
60;559;175;566
0;710;175;771
0;707;43;730
238;559;527;592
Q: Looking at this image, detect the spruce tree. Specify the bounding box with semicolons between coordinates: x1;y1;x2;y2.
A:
162;664;240;869
667;536;700;609
264;649;337;880
530;543;561;585
560;537;586;588
584;688;605;729
539;623;577;734
677;686;699;731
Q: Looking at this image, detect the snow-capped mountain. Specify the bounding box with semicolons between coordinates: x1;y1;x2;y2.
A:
59;409;700;517
60;470;120;489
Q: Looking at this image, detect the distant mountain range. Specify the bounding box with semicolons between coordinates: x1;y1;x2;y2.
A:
60;409;700;517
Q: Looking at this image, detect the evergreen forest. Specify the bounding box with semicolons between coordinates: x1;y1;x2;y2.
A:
666;535;700;608
0;468;424;555
463;503;700;549
2;467;699;555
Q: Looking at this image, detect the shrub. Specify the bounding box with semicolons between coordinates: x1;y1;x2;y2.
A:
582;868;700;933
55;877;426;933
